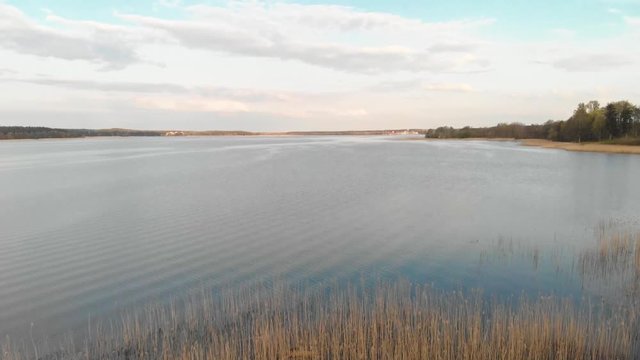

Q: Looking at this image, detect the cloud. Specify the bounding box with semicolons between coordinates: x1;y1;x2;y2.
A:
332;108;368;117
369;79;475;93
8;77;188;93
549;28;576;39
0;68;17;76
552;54;634;72
625;16;640;27
189;3;493;33
0;77;293;102
424;83;474;92
134;97;250;113
0;2;491;74
428;43;477;53
368;79;424;92
0;76;366;119
0;4;140;70
155;0;182;9
119;3;491;74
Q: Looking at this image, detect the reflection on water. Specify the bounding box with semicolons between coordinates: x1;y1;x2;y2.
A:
1;136;640;341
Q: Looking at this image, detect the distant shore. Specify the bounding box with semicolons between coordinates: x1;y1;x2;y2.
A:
0;126;424;140
405;137;640;155
520;139;640;155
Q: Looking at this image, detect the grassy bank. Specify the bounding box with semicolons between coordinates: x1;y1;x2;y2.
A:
521;139;640;155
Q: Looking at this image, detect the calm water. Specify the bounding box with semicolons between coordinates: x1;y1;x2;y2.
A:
1;136;639;340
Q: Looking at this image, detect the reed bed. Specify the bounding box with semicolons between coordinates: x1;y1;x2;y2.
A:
577;228;640;300
5;223;640;360
2;280;638;360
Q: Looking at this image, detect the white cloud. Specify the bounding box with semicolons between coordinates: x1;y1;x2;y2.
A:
552;53;634;72
0;1;639;130
0;68;16;75
189;3;493;33
549;28;576;39
368;79;424;92
0;4;142;70
424;83;475;92
331;108;368;117
119;3;491;74
625;16;640;27
134;96;250;113
155;0;182;9
428;43;478;53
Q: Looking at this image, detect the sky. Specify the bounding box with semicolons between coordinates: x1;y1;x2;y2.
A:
0;0;639;131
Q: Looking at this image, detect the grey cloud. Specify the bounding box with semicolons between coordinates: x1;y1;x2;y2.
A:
552;54;633;72
121;14;489;74
190;3;493;33
208;3;422;32
368;79;424;92
428;43;477;53
423;83;474;92
369;79;476;93
0;68;17;75
0;4;139;70
0;77;291;102
12;78;189;93
0;2;490;74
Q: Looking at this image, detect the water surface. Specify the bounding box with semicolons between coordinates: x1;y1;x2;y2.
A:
1;136;639;339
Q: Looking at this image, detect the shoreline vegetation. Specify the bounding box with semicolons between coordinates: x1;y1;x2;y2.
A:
3;100;640;156
0;127;424;140
3;226;640;360
520;139;640;155
422;100;640;153
1;281;637;360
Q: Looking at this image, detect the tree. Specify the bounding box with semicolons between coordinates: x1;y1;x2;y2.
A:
620;103;634;137
591;109;606;141
633;107;640;137
573;103;593;142
586;100;600;113
604;103;619;139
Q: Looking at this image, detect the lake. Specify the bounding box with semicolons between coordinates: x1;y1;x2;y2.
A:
1;136;639;341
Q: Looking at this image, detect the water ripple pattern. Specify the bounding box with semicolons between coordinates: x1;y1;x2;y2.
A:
1;136;639;340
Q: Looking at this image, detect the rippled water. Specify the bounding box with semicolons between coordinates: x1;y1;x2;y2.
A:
1;136;639;340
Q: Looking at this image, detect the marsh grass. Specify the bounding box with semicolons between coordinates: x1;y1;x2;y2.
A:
2;280;638;360
477;223;640;299
5;223;640;360
577;226;640;299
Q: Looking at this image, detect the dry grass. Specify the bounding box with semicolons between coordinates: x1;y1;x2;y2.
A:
5;224;640;360
2;280;638;360
521;139;640;155
577;226;640;298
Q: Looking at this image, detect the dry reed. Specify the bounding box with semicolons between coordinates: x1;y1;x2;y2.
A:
2;279;638;360
578;227;640;299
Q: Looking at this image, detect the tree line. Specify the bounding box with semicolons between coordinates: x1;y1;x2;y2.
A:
425;100;640;144
0;127;166;140
0;127;427;140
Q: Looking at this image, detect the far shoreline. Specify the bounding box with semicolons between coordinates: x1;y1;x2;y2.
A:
519;138;640;155
4;132;640;155
406;137;640;155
